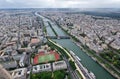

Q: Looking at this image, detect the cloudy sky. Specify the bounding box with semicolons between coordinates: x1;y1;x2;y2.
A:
0;0;120;8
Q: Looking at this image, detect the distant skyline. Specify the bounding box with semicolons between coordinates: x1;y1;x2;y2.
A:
0;0;120;8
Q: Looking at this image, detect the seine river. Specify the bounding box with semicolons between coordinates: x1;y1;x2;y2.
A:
36;12;116;79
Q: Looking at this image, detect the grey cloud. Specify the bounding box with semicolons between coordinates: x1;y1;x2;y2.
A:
0;0;120;8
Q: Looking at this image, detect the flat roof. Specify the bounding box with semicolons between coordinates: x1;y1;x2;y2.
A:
31;38;40;44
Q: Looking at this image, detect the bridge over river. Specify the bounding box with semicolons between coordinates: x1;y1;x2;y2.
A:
46;35;70;39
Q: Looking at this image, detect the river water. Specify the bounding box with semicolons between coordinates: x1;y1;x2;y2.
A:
36;12;116;79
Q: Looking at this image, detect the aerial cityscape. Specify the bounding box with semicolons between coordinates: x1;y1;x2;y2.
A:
0;0;120;79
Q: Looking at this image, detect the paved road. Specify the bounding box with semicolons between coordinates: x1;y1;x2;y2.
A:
63;57;80;79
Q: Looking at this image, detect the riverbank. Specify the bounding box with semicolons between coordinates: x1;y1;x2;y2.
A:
74;42;118;79
48;21;58;36
47;39;85;79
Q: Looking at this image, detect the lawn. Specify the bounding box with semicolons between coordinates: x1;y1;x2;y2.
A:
38;54;55;63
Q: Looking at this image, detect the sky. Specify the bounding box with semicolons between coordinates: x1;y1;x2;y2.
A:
0;0;120;8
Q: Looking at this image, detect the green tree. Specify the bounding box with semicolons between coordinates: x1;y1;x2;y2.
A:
54;71;65;79
69;60;76;70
